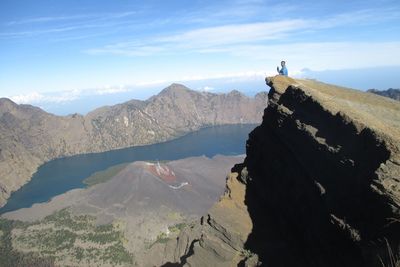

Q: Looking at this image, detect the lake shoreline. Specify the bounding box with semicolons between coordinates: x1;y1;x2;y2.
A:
0;124;256;214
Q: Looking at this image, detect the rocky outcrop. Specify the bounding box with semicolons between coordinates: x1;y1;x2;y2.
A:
368;88;400;101
164;76;400;266
0;84;267;207
148;169;254;267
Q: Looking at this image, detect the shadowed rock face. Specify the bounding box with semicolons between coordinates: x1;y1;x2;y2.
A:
243;77;400;267
0;84;267;207
162;76;400;267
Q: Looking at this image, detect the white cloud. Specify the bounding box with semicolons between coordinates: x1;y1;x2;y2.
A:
10;92;45;104
160;20;309;48
94;85;130;95
1;11;138;39
200;86;214;92
8;88;103;105
5;14;99;26
5;11;137;26
10;89;81;104
85;19;310;56
8;85;135;105
85;8;400;58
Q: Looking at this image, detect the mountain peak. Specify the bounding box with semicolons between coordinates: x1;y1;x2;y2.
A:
160;83;191;95
227;89;245;97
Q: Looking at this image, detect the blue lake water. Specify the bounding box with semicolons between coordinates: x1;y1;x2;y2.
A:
0;124;257;214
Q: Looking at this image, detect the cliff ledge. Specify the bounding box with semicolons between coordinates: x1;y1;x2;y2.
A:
159;76;400;267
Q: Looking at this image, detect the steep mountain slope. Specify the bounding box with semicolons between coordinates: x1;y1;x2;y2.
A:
368;88;400;101
0;84;267;207
161;76;400;267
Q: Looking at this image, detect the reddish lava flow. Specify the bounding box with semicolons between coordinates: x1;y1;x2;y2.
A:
146;163;177;183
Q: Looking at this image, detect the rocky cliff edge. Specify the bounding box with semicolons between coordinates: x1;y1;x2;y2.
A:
158;76;400;267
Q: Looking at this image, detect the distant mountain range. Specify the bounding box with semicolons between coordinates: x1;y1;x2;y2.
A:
367;88;400;101
0;83;267;207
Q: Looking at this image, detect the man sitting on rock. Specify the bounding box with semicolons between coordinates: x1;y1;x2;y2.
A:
277;61;288;76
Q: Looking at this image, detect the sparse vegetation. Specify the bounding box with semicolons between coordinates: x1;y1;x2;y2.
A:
240;249;255;258
44;208;94;231
0;218;55;267
83;230;121;244
101;241;133;264
83;163;129;187
1;209;133;266
379;219;400;267
148;223;188;249
168;222;186;233
158;232;169;241
378;238;400;267
149;231;170;249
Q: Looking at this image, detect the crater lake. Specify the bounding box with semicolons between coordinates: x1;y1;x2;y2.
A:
0;124;256;214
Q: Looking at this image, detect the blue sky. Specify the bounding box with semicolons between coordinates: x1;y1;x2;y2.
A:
1;0;400;114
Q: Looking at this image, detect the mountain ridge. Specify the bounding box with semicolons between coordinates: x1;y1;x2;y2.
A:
0;83;267;208
368;88;400;101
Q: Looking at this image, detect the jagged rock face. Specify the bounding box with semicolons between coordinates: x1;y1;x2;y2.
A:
368;88;400;101
0;85;267;208
165;76;400;267
150;170;255;267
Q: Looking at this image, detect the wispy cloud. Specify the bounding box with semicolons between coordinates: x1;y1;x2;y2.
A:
179;0;298;25
85;8;400;57
1;11;138;39
161;20;309;47
10;89;82;104
199;86;215;92
9;84;134;104
93;86;130;95
5;14;99;26
5;11;137;26
85;19;311;56
1;25;88;38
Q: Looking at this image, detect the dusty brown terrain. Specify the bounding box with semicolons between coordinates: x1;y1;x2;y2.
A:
0;83;267;208
1;155;244;266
